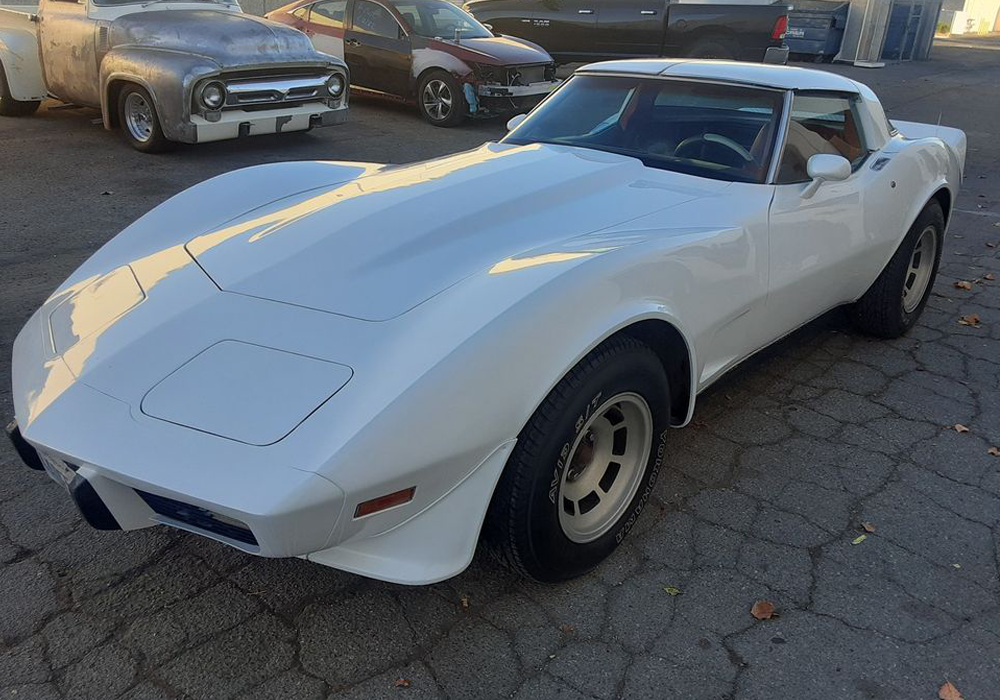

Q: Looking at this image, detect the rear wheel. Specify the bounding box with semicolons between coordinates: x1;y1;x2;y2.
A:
417;71;467;127
117;84;171;153
0;61;41;117
484;336;671;581
851;200;944;338
684;35;739;59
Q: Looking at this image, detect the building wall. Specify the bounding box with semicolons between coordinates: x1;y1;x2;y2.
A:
938;0;1000;32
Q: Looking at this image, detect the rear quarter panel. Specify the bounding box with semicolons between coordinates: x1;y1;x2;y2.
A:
0;8;46;101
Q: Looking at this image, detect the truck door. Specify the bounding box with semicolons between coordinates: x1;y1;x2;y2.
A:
491;0;597;61
595;0;667;57
36;0;102;107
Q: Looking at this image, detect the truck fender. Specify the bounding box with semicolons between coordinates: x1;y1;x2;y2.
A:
0;14;46;101
99;46;219;142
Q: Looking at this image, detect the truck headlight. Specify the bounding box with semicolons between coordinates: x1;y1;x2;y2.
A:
199;81;227;110
326;74;346;97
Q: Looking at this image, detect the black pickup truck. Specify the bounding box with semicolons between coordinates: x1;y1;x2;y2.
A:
463;0;789;63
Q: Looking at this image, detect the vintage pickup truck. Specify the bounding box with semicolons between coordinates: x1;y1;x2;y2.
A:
0;0;350;151
464;0;790;63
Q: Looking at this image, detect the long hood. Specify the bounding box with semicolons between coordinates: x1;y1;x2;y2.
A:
110;10;323;68
186;143;713;321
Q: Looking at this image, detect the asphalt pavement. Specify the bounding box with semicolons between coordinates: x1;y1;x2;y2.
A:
1;36;999;700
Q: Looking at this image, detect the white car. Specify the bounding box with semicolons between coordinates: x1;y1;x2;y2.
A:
8;60;965;585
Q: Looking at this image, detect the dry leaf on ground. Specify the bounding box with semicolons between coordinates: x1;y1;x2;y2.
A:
394;678;412;688
954;280;973;290
988;446;1000;456
985;273;996;281
751;600;777;620
852;534;868;545
459;595;470;608
861;522;876;533
663;586;682;596
954;424;970;433
938;680;964;700
958;314;981;326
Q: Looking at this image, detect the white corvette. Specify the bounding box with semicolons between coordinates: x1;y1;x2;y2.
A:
9;60;964;585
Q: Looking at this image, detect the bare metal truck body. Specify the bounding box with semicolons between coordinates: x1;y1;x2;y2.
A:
0;0;349;150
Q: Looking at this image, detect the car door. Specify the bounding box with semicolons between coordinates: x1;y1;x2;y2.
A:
345;0;412;97
303;0;349;59
765;92;879;338
491;0;597;59
594;0;667;57
36;0;101;106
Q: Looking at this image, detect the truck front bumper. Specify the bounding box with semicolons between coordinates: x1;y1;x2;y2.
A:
186;102;349;144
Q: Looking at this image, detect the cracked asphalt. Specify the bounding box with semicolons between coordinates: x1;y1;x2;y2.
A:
2;36;1000;700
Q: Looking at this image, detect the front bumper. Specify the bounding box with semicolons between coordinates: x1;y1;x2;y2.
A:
187;102;349;144
476;80;560;99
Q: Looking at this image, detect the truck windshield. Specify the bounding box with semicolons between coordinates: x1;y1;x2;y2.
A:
393;0;493;39
503;75;785;184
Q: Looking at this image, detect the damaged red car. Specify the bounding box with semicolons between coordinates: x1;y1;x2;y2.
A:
267;0;561;126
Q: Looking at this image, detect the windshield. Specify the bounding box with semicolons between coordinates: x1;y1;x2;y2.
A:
503;75;785;184
393;0;492;39
93;0;233;6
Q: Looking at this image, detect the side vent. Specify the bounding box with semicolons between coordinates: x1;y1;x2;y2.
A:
97;24;110;54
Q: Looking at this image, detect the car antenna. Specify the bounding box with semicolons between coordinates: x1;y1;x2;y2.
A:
454;27;463;43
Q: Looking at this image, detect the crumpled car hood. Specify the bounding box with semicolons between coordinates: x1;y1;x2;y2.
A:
186;142;713;321
110;10;321;68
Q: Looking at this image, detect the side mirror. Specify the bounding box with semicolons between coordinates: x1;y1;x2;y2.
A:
506;113;527;131
801;153;851;198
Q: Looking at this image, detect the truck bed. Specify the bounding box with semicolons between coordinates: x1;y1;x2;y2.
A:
0;5;45;102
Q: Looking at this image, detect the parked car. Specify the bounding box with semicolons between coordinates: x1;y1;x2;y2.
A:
9;60;964;584
267;0;560;126
464;0;789;63
0;0;349;152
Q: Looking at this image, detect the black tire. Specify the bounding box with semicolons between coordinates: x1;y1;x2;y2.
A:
484;335;671;582
117;84;171;153
0;61;41;117
851;200;944;338
416;70;467;127
684;35;739;60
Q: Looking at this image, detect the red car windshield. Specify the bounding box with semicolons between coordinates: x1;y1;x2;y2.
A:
393;0;493;39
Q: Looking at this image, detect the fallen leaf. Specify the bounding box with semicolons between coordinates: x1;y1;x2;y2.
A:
954;424;970;433
953;563;962;568
988;446;1000;456
953;280;973;290
861;522;876;533
985;273;996;281
559;623;576;634
459;595;470;609
957;314;981;326
938;680;964;700
852;534;868;545
663;586;682;596
394;678;411;688
751;600;777;620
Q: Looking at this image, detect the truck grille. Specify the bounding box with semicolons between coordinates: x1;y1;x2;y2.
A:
135;490;258;547
223;74;331;107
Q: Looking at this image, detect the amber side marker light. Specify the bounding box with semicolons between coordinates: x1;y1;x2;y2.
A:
354;487;416;518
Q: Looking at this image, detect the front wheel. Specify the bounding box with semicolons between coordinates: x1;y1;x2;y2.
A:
416;71;467;127
484;336;671;582
0;61;40;117
117;84;171;153
851;200;944;338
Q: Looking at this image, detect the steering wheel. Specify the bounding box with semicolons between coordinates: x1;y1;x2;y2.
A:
674;133;754;164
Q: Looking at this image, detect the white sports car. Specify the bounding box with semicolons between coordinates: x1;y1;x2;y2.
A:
9;60;965;585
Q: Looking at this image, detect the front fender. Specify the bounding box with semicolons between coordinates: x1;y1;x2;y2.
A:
100;47;220;141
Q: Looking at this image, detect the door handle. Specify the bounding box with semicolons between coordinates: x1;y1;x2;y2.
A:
578;9;594;14
640;9;657;14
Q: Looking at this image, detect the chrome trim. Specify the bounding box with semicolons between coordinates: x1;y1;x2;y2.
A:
765;89;794;185
225;75;332;105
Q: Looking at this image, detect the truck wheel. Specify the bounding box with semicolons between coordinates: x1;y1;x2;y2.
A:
483;335;671;581
685;35;738;60
851;200;944;338
0;61;41;117
117;84;171;153
417;71;467;127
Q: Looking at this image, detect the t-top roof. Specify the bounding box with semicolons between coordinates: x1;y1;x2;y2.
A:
579;59;863;93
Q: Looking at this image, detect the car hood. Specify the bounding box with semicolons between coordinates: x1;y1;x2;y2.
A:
186;142;715;321
431;35;552;65
109;10;323;68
